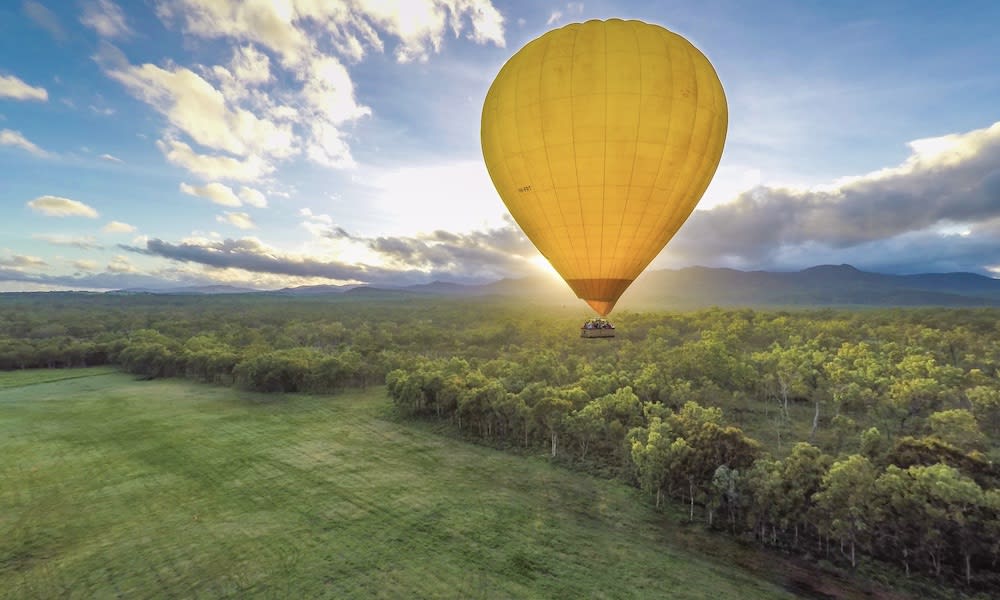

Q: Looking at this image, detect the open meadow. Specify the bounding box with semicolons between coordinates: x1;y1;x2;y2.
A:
0;368;819;599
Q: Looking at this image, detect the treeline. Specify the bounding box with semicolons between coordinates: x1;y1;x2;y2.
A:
1;292;998;592
385;356;998;590
0;293;516;391
0;320;382;392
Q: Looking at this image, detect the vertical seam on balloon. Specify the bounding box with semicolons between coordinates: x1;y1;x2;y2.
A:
484;67;519;240
524;34;562;272
600;23;608;284
633;31;676;279
608;20;643;286
566;24;589;285
492;66;533;251
650;44;702;272
536;27;579;284
634;37;693;278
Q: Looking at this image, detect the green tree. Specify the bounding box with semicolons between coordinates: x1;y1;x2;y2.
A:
814;454;876;568
780;443;831;547
531;389;572;458
628;416;674;508
929;409;986;452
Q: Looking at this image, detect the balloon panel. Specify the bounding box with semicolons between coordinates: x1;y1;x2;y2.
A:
482;19;728;315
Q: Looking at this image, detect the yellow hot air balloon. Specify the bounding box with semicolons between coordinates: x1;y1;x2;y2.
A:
481;18;728;316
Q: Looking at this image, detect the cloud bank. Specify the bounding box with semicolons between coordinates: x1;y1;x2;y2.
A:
7;114;1000;290
121;214;537;286
663;121;1000;274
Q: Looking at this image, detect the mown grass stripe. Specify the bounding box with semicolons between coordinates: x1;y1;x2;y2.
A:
0;369;804;599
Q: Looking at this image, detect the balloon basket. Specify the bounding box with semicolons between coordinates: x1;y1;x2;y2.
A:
581;318;616;338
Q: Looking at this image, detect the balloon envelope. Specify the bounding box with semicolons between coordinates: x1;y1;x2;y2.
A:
481;19;728;315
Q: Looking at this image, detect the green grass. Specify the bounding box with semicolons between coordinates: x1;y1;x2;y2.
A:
0;365;117;390
0;370;872;599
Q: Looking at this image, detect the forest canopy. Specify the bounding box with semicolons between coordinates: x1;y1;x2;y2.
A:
1;291;997;594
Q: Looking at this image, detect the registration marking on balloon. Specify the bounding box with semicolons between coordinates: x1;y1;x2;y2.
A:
481;18;728;316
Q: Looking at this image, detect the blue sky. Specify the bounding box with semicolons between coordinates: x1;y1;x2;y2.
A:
2;0;999;291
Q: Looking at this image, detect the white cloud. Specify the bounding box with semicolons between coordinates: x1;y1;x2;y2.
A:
156;0;310;67
238;186;267;207
81;0;133;39
27;195;99;218
72;259;100;271
698;166;762;210
107;254;137;273
268;104;299;121
0;254;48;269
300;209;339;238
827;122;1000;188
32;234;103;249
217;211;256;230
306;120;357;168
157;0;505;66
230;44;271;85
301;55;372;126
99;153;123;163
99;1;503;182
104;47;362;179
546;3;583;26
208;48;271;105
180;181;242;206
0;129;49;157
102;220;136;233
108;62;294;158
0;74;48;101
157;138;273;181
342;0;506;62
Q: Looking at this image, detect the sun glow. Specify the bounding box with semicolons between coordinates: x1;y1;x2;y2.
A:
529;255;561;280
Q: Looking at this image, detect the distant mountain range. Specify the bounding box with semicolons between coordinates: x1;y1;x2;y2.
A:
112;284;261;295
109;264;1000;308
621;264;1000;308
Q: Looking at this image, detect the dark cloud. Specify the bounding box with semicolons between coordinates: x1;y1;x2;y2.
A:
665;122;1000;273
322;226;354;240
0;266;209;291
369;236;420;260
365;219;537;279
122;238;369;281
117;215;540;286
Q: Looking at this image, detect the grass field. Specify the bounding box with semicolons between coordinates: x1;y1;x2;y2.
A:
0;366;118;390
1;369;893;599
